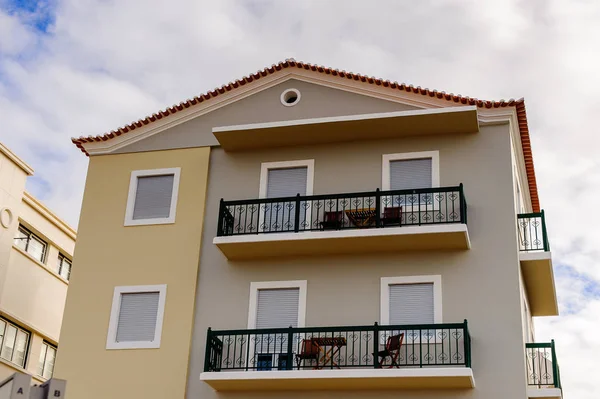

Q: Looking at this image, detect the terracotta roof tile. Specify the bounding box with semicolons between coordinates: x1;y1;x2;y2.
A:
72;59;540;212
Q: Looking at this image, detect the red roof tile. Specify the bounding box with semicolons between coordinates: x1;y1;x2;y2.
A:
72;59;540;212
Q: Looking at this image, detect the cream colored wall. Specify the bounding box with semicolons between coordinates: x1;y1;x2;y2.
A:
54;147;210;399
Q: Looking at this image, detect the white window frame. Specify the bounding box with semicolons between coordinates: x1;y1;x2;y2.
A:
106;284;167;350
380;275;442;325
381;151;440;191
258;160;314;198
247;280;307;329
124;168;181;226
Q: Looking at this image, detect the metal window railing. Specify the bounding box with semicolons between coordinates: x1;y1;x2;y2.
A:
217;184;467;237
204;321;471;372
517;211;550;252
525;341;561;389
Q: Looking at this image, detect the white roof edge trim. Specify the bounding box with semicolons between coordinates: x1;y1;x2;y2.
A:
213;105;479;133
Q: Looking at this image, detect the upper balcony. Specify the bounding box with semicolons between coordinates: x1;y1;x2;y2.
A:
214;185;470;260
517;211;558;316
200;321;474;391
526;341;562;399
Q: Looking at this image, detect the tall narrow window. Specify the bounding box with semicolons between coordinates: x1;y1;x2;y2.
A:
13;225;47;263
37;342;57;379
106;285;167;349
256;288;300;329
0;318;30;368
57;254;72;281
124;168;181;226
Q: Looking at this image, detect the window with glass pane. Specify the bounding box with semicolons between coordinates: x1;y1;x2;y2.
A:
58;254;72;281
0;318;30;368
13;225;47;263
38;342;57;379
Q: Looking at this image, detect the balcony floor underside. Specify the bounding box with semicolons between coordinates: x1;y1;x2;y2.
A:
201;368;475;391
214;224;470;260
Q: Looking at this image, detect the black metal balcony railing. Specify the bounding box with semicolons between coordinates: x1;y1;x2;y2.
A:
517;211;550;252
526;341;561;389
218;185;467;236
204;321;471;372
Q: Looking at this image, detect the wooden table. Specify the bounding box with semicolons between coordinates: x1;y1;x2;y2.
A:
311;337;347;369
345;208;377;228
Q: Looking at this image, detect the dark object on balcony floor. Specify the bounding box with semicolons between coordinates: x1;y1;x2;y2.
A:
320;211;345;230
378;333;404;368
381;206;403;227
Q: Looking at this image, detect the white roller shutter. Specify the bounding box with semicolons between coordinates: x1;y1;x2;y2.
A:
133;175;175;220
389;283;434;325
256;288;300;329
116;292;160;342
390;159;432;190
267;167;308;198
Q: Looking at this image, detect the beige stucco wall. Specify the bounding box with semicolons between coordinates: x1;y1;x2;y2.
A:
54;147;210;399
187;123;530;399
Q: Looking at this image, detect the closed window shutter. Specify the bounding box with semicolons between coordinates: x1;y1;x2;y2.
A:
116;292;160;342
256;288;300;328
390;159;432;190
267;167;308;198
389;283;434;325
133;175;175;220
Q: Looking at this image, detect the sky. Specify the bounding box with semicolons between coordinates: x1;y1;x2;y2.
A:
0;0;599;396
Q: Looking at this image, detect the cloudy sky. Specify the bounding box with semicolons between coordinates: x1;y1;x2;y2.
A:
1;0;599;396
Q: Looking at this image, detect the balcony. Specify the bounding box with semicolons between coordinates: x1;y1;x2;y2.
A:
526;342;562;399
200;321;474;391
517;212;558;316
214;185;470;260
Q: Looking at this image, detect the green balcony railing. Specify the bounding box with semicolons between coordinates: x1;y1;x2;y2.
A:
518;211;550;252
526;341;562;389
204;321;471;373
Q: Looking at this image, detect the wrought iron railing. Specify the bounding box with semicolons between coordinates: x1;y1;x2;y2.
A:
204;321;471;372
217;185;467;236
517;211;550;252
526;341;561;389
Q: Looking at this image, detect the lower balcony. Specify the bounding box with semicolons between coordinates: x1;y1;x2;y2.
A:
518;211;558;316
214;185;470;260
200;321;474;391
526;341;562;399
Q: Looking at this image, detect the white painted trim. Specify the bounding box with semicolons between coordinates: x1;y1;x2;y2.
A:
280;88;301;107
215;223;470;248
519;251;552;262
382;151;440;191
106;284;167;350
214;106;476;134
247;280;307;329
527;387;562;398
380;275;442;324
200;367;474;386
124;167;181;226
259;159;315;198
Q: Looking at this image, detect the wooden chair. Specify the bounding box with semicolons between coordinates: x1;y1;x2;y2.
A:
295;339;320;368
381;206;402;226
377;333;404;368
320;211;344;230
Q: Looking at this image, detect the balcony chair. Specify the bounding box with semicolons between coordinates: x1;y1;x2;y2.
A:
296;339;320;368
320;211;345;230
377;333;404;368
381;206;403;226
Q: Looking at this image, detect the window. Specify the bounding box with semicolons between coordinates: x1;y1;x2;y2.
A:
106;285;167;349
37;342;56;379
57;254;72;281
13;225;47;263
124;168;181;226
380;276;442;325
382;151;440;191
248;281;307;329
0;318;30;368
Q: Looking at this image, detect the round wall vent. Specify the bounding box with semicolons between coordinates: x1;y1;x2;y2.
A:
280;88;301;107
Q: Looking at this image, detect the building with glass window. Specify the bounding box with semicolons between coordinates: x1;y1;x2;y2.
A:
56;59;562;399
0;143;76;383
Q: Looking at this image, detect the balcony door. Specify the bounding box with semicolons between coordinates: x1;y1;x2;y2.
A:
259;160;314;233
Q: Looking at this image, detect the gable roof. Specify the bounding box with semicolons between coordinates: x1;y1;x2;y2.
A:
71;59;540;212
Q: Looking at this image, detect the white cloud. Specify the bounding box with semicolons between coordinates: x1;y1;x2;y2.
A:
1;0;598;397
